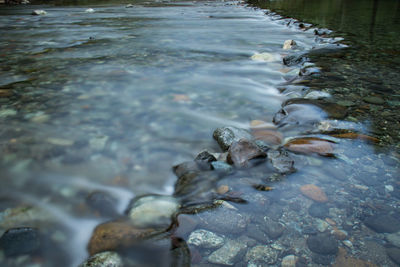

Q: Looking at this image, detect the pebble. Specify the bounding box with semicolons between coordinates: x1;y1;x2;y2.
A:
281;255;298;267
385;185;394;192
245;245;278;265
31;10;47;15
332;229;348;240
208;239;247;266
217;185;229;194
342;240;353;248
316;219;329;232
213;126;253;151
263;219;285;239
307;233;338;255
0;227;40;257
300;184;328;202
127;195;179;228
79;251;123;267
363;213;400;233
187;229;225;249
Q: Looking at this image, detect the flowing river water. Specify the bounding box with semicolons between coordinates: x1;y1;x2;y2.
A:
0;0;399;266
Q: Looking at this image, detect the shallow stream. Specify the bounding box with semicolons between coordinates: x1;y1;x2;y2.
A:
0;0;399;266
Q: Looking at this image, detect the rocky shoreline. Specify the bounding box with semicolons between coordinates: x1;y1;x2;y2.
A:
1;2;399;267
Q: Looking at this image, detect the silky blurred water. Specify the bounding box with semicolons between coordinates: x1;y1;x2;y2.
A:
0;0;399;266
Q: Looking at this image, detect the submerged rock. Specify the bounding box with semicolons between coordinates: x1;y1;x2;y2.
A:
252;129;283;145
300;184;328;202
211;161;233;174
308;202;329;218
281;255;298;267
363;214;400;233
386;247;400;265
227;139;266;168
127;195;179;228
284;137;335;157
195;150;217;163
198;205;248;234
187;229;225;249
307;233;338;255
267;149;295;174
213;126;253;151
208;238;248;266
0;227;40;257
79;251;123;267
251;52;277;62
245;245;278;265
86;191;119;217
87;220;161;255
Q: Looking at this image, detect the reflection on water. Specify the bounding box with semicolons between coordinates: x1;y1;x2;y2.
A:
0;0;399;266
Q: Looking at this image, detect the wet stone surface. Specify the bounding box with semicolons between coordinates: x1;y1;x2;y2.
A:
0;0;399;267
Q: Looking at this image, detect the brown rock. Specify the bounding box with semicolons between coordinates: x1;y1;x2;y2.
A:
217;185;229;194
284;137;335;156
331;132;379;143
252;129;283;145
227;139;266;168
332;228;347;240
300;184;328;202
0;89;12;98
250;120;276;129
87;220;161;255
334;247;378;267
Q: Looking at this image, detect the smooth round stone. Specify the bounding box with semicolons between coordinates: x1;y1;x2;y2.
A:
0;227;40;257
127;195;180;228
187;229;225;249
363;96;385;105
307;233;338;255
363;214;400;233
79;251;123;267
281;255;298;267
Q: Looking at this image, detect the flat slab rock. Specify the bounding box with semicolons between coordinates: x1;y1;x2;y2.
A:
208;239;248;266
364;214;400;233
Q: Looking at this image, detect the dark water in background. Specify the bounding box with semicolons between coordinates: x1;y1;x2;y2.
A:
0;0;399;266
248;0;400;147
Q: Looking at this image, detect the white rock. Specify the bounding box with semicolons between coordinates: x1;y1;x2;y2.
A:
188;229;225;248
251;52;277;62
316;219;330;232
31;10;47;15
281;255;298;267
283;39;297;50
47;137;74;146
385;185;394;192
343;240;353;248
0;109;17;118
126;4;134;8
85;8;95;13
79;251;123;267
304;90;331;99
128;195;179;228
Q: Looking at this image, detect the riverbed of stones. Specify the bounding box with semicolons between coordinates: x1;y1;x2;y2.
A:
1;3;400;267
